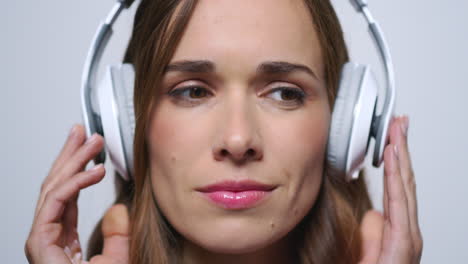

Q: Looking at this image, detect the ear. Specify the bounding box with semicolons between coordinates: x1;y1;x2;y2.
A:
359;210;384;264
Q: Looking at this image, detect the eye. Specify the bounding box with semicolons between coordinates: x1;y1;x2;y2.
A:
266;87;306;105
168;85;213;104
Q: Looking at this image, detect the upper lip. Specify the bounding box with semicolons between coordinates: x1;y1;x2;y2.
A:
196;180;277;192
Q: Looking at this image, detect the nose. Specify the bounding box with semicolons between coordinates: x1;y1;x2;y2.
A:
212;99;263;164
213;135;262;164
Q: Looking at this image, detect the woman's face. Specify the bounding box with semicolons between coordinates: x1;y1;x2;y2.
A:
147;0;330;254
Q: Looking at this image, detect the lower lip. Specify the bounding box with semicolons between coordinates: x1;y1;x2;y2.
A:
201;190;271;209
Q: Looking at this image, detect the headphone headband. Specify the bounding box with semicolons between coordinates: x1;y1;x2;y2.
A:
349;0;368;11
81;1;129;164
118;0;136;8
353;3;396;166
81;0;395;176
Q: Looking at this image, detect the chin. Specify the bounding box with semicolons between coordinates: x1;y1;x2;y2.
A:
182;218;292;255
192;236;276;255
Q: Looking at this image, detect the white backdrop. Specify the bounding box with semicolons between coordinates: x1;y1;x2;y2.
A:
2;0;467;263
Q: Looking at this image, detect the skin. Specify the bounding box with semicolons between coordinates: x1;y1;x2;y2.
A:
25;1;422;264
147;0;328;262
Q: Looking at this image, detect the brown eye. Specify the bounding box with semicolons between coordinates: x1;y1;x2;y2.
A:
267;87;306;103
280;89;301;101
168;85;213;106
189;87;208;98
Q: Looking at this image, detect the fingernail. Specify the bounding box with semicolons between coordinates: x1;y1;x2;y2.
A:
91;164;104;171
393;144;399;160
85;134;99;145
400;116;409;136
64;246;72;257
69;125;79;139
71;239;81;251
72;252;82;264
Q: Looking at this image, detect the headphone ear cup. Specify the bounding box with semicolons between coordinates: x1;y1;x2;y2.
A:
112;64;135;180
97;64;135;181
327;62;378;181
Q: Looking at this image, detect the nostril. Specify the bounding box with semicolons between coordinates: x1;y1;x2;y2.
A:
246;148;255;157
221;149;229;157
214;147;262;162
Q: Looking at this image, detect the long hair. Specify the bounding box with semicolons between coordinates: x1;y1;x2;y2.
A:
87;1;373;263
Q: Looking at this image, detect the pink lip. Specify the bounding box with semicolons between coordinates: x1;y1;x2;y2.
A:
196;180;276;210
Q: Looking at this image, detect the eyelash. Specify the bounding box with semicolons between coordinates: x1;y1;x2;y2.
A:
167;85;307;106
167;86;212;106
268;87;307;105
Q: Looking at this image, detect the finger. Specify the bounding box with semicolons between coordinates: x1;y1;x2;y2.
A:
382;116;399;221
378;144;413;264
36;164;106;225
384;143;410;233
63;197;79;234
49;124;86;176
57;133;104;181
395;116;423;256
34;125;86;218
383;162;389;220
64;239;83;263
101;204;130;263
359;210;384;264
63;198;79;246
36;134;104;217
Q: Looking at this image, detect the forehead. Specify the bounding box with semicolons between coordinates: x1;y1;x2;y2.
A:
171;0;324;80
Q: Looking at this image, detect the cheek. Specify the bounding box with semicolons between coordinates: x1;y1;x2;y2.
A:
147;100;215;177
263;106;330;235
145;98;331;253
145;103;210;221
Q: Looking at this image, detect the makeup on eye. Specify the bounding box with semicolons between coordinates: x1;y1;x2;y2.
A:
168;85;213;100
266;86;307;105
166;81;308;107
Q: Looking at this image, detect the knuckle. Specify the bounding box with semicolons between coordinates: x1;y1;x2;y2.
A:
414;236;424;254
400;233;413;246
40;181;53;197
43;188;53;201
40;172;61;194
392;226;412;244
44;188;61;204
73;149;97;171
40;179;51;193
71;178;82;192
24;238;35;261
24;239;31;254
406;175;417;193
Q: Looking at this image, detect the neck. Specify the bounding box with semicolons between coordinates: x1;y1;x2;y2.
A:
181;232;298;264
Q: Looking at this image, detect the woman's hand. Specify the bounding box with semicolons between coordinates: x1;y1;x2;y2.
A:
24;124;130;264
359;116;423;264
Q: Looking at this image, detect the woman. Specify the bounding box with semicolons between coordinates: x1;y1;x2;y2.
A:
25;0;423;263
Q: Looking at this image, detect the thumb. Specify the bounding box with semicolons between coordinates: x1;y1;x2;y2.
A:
359;210;384;264
101;204;130;263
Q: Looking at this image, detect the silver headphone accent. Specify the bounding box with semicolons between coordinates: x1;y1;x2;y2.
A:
81;0;395;181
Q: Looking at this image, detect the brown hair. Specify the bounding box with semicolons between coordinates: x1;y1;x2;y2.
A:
87;0;373;263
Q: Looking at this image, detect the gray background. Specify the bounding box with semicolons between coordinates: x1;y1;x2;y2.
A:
2;0;467;263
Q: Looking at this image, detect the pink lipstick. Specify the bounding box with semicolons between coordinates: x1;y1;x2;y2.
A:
196;180;276;210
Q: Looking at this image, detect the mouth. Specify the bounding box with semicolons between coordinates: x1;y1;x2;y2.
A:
196;180;277;210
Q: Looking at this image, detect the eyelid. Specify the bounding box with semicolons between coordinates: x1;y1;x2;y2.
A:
261;81;307;95
172;79;209;90
166;80;215;108
167;79;214;95
260;81;309;108
266;87;306;100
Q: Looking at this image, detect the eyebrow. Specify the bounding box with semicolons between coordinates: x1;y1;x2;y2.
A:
165;60;215;73
164;60;318;80
257;61;318;80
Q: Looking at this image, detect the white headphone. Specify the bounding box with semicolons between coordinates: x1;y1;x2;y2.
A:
81;0;395;182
